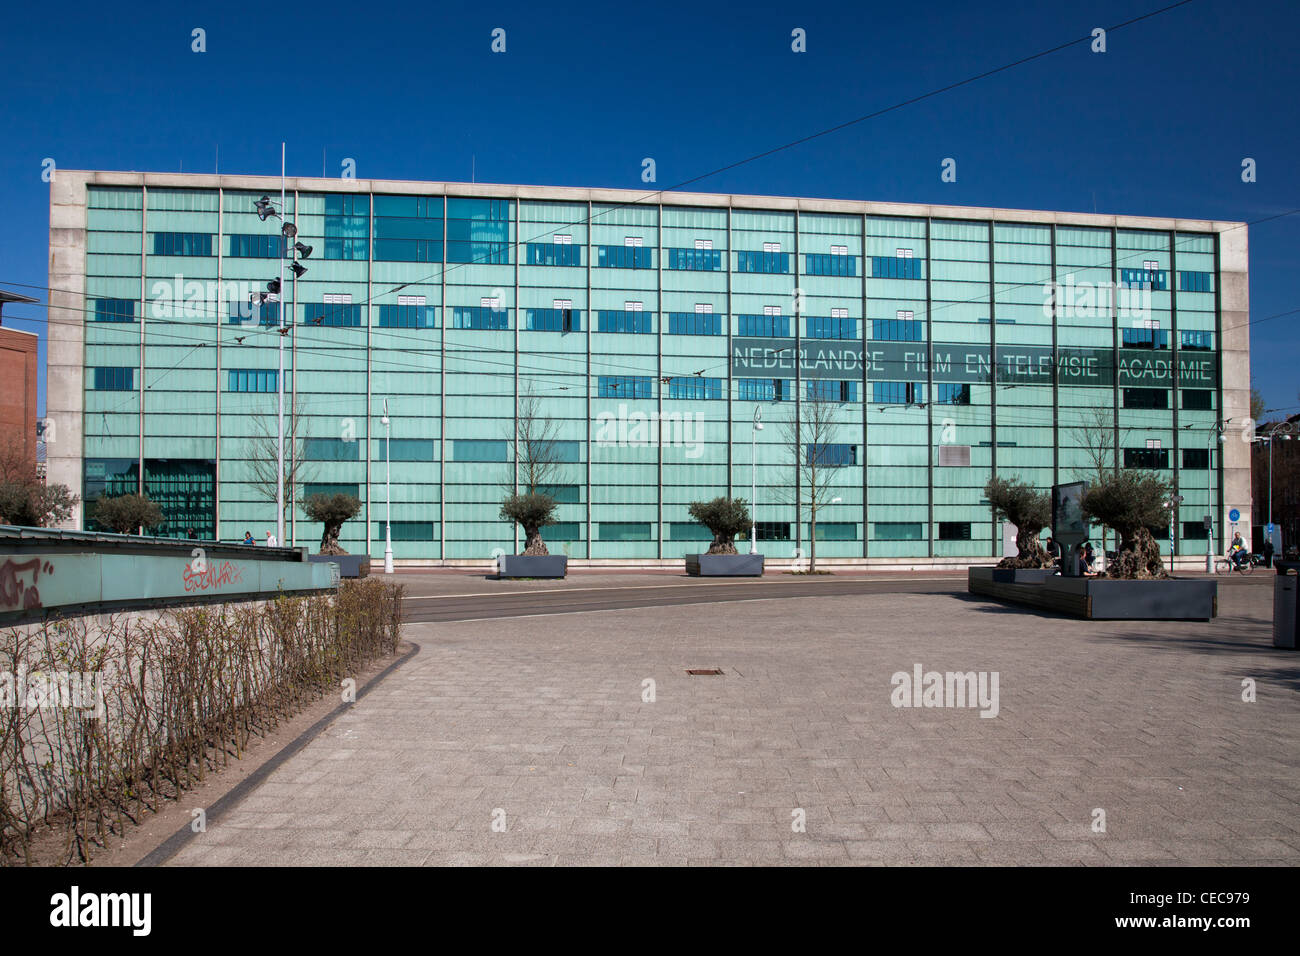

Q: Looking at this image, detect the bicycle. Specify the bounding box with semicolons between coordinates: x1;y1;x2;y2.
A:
1214;553;1254;575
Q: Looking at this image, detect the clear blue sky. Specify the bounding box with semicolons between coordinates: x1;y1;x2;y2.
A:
1;0;1295;418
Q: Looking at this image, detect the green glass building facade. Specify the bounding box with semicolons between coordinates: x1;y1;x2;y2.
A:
46;172;1253;566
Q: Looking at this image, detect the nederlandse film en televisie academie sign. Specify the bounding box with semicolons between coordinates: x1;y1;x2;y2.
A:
730;339;1217;387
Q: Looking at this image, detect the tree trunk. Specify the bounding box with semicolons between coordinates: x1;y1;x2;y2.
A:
521;525;549;556
707;534;737;555
319;522;347;555
997;526;1052;569
1106;526;1167;579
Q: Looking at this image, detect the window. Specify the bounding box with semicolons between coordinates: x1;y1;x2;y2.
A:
737;378;790;402
814;522;857;540
1122;327;1169;349
527;242;581;266
871;256;922;279
453;440;507;462
806;316;857;339
1123;388;1169;409
227;234;282;258
377;304;437;328
736;250;790;273
667;248;722;271
873;522;922;541
737;313;790;337
694;238;714;250
446;197;510;264
538;484;582;503
669;522;713;541
754;521;790;541
668;310;721;335
1178;271;1213;293
1182;521;1209;540
598;376;653;399
597;310;652;334
94;298;135;322
667;377;723;400
807;443;856;467
871;316;922;341
1181;389;1213;410
375;439;436;461
324;194;369;260
805;253;856;277
935;383;970;405
528;308;581;332
1124;448;1170;469
938;522;971;541
226;369;277;392
599;522;652;541
304;482;359;499
873;381;923;404
1182;448;1210;469
547;441;583;463
304;437;360;461
229;300;280;327
1180;330;1213;351
896;248;914;259
806;380;857;402
1120;267;1167;290
151;232;212;256
451;306;510;330
595;245;653;269
303;303;362;327
374;194;443;262
546;522;582;541
93;367;135;391
372;521;435;541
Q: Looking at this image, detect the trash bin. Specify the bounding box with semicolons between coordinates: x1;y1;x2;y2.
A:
1274;561;1300;649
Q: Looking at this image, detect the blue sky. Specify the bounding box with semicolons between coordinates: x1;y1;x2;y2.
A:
1;0;1295;417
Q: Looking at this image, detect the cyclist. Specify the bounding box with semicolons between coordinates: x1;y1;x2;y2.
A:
1228;532;1249;571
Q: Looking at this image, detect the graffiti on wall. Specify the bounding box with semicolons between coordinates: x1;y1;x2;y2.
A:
0;558;54;611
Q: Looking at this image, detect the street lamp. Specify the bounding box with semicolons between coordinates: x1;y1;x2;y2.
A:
750;406;763;555
1203;419;1231;573
382;399;393;574
1253;429;1292;548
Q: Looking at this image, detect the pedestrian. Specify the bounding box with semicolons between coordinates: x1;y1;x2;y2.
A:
1083;541;1096;574
1263;537;1274;569
265;530;278;547
243;531;255;545
1044;536;1060;568
186;527;198;540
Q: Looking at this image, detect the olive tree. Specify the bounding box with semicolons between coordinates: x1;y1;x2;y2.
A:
91;493;164;535
984;476;1052;569
303;492;362;555
688;496;751;555
1081;470;1173;579
500;491;558;556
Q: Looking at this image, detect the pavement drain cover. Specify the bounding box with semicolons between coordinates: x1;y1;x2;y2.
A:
686;668;724;676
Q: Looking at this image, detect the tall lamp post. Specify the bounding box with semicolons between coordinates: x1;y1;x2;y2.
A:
750;406;763;554
1202;418;1231;573
382;399;393;574
1253;428;1292;552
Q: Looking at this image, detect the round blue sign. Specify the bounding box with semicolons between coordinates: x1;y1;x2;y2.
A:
1229;508;1240;522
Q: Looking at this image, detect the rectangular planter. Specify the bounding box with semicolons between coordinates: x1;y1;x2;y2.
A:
308;553;370;578
498;555;568;579
986;567;1055;584
969;567;1216;620
685;553;765;577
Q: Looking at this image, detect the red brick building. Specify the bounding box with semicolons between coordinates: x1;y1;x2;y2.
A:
0;290;40;469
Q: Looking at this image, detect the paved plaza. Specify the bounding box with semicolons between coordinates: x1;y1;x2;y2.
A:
169;576;1300;866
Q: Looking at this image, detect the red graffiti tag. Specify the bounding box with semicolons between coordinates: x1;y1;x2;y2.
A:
182;560;243;592
0;558;52;611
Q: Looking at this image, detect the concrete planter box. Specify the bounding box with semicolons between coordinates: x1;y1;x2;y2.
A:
308;553;370;578
685;553;765;577
969;567;1216;620
986;567;1055;584
498;555;568;579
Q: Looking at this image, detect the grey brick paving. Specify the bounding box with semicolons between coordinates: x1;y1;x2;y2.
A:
169;582;1300;866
